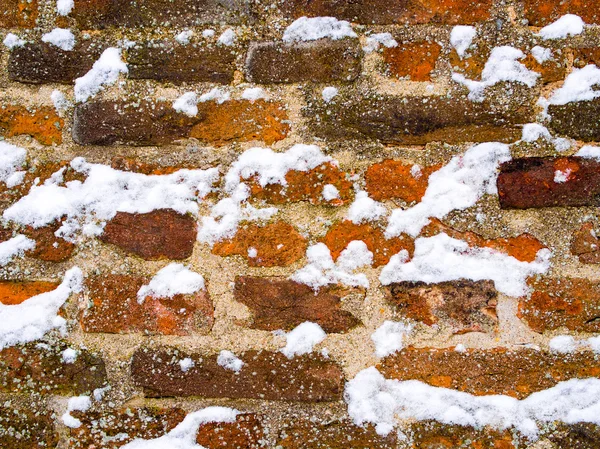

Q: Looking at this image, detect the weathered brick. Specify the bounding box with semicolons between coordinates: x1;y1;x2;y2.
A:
246;40;362;84
277;419;398;448
498;157;600;209
522;53;567;84
378;347;600;398
571;222;600;264
280;0;492;25
72;100;289;146
81;274;213;335
382;42;441;81
523;0;600;26
0;343;107;395
24;221;76;262
234;276;362;332
212;221;307;267
111;156;186;175
127;42;236;84
8;42;102;85
321;220;414;267
71;0;246;29
0;0;38;28
519;277;600;333
0;280;59;305
573;47;600;68
131;347;344;401
548;99;600;141
99;209;197;260
0;105;63;146
249;162;353;205
385;280;498;333
405;421;517;449
545;423;600;448
309;93;534;145
0;402;58;449
365;160;441;203
69;407;185;448
196;414;263;449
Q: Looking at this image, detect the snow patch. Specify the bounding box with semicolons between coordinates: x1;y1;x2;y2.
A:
3;33;25;49
322;184;340;201
137;264;205;303
173;92;198;117
322;86;339;103
56;0;74;16
283;16;357;42
217;28;236;46
175;30;193;44
450;26;476;58
199;87;230;104
531;46;552;63
371;321;413;357
281;322;326;358
217;350;244;372
548;64;600;105
347;191;386;224
74;48;127;102
363;32;397;53
576;145;600;160
538;14;585;40
42;28;75;51
51;90;70;113
241;87;268;101
62;395;91;429
61;348;78;364
179;358;195;373
521;123;572;151
0;235;35;267
0;142;27;188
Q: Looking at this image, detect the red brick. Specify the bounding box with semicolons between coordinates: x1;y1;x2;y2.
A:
249;162;353;205
321;220;414;267
0;343;107;395
365;160;441;203
524;0;600;26
212;221;307;267
234;276;362;332
519;277;600;333
0;0;38;28
110;156;188;175
0;281;59;305
280;0;492;24
571;221;600;263
549;99;600;141
246;40;362;84
385;280;498;333
72;100;289;146
0;105;63;146
0;402;58;449
383;42;441;81
24;220;75;262
131;348;344;401
378;347;600;398
498;157;600;209
81;274;213;335
196;414;263;449
100;209;197;260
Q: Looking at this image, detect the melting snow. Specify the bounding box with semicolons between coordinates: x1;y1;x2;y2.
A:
173;92;198;117
199;87;230;104
62;395;91;428
283;16;357;42
137;264;205;303
241;87;268;101
281;322;326;358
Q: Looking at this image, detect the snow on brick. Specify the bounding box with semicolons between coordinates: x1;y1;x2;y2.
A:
322;86;338;103
0;141;27;188
281;321;326;358
56;0;74;16
3;33;25;49
173;92;198;117
531;46;552;63
217;28;236;46
576;145;600;160
450;25;477;58
538;14;585;40
137;263;205;303
74;48;128;102
241;87;268;101
0;235;35;266
363;32;397;53
547;64;600;105
217;350;244;372
347;191;386;224
42;28;75;51
283;16;357;42
61;395;91;429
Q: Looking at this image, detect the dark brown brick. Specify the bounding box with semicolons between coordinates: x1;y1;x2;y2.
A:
196;414;263;449
571;221;600;264
8;42;102;85
81;274;213;335
234;276;362;332
280;0;492;25
0;105;63;146
72;0;246;29
246;40;362;84
498;157;600;209
0;0;38;28
99;209;197;260
131;347;344;401
0;343;107;395
0;280;59;305
573;47;600;69
0;402;58;449
519;277;600;333
383;42;441;81
549;99;600;141
385;280;498;333
524;0;600;26
212;221;307;267
127;42;236;84
378;347;600;398
545;423;600;449
72;100;289;146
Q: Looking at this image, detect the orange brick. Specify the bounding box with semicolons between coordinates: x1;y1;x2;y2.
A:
0;281;60;305
383;42;441;81
365;160;441;203
0;105;63;145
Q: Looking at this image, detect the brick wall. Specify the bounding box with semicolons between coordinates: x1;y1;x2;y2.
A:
1;0;600;447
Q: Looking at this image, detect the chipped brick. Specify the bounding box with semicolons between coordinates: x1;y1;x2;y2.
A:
24;220;75;262
548;99;600;141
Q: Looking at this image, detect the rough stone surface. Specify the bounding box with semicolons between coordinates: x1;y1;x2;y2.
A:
523;0;600;26
0;402;58;449
24;221;76;262
0;0;38;28
196;414;263;449
0;105;63;145
382;42;441;81
549;99;600;141
571;222;600;264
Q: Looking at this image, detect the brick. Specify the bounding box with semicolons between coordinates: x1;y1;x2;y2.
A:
127;42;236;84
518;277;600;333
548;99;600;141
69;407;185;448
8;42;102;85
234;276;362;332
571;222;600;263
321;220;414;267
309;94;534;145
71;0;246;29
249;162;353;205
0;0;38;28
545;423;600;448
111;156;186;175
246;40;362;84
522;53;567;84
196;414;263;449
382;42;441;81
24;221;76;262
0;280;59;305
0;402;58;449
0;343;107;395
378;347;600;398
498;157;600;209
280;0;492;25
99;209;197;260
277;419;398;448
131;348;344;401
404;421;516;449
365;160;441;203
212;221;307;267
524;0;600;26
72;100;289;146
573;47;600;69
81;274;213;335
0;105;63;146
385;280;498;333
